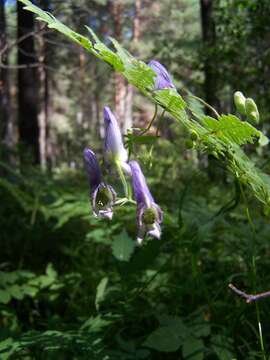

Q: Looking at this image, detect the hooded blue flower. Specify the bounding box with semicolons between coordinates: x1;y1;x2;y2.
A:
129;161;163;244
83;148;116;220
148;60;175;90
103;106;131;175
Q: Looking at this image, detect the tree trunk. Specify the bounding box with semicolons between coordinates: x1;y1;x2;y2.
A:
112;0;141;133
200;0;219;113
17;1;39;164
37;24;49;170
123;0;141;133
37;0;52;171
112;1;127;130
134;0;141;43
0;0;15;159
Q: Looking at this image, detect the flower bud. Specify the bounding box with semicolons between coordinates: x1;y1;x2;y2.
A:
185;139;194;149
190;130;198;141
245;98;260;124
148;60;175;90
234;91;246;115
104;106;128;164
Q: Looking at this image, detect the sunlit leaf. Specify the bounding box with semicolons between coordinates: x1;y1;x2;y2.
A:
112;231;135;262
202;115;260;145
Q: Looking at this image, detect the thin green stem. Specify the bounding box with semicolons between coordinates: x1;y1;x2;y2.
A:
239;182;266;360
182;88;220;119
190;95;220;119
256;301;266;359
116;161;129;200
115;198;136;206
139;104;158;135
155;109;166;136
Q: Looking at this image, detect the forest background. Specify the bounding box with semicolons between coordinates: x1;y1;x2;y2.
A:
1;0;270;359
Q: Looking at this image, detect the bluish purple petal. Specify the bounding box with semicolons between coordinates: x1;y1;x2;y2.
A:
152;203;163;223
148;60;175;90
130;161;163;243
129;161;154;205
83;148;102;191
104;106;128;163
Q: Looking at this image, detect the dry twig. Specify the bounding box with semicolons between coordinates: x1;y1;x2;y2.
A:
229;283;270;303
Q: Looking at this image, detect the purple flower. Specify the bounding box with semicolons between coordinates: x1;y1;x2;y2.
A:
129;161;163;244
83;148;116;220
103;107;129;173
148;60;175;90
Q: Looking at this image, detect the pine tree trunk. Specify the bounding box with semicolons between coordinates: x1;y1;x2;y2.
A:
112;1;127;130
17;1;39;164
37;0;52;170
79;45;91;137
37;24;49;170
122;0;141;133
134;0;141;43
0;0;15;159
200;0;219;113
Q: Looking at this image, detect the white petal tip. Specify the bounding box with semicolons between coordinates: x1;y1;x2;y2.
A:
148;224;161;239
93;209;113;220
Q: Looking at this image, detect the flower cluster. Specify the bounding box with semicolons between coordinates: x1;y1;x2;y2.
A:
84;61;174;244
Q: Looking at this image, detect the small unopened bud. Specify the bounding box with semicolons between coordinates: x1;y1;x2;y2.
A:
190;130;198;141
142;207;157;225
185;139;194;149
234;91;246;115
245;98;260;124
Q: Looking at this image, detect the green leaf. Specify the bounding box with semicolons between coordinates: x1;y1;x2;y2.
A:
144;315;187;353
0;290;11;304
0;338;19;360
144;326;183;352
46;263;57;279
112;231;135;262
126;134;158;145
136;349;151;359
21;285;38;297
187;95;205;119
158;315;187;333
86;228;111;245
211;335;234;360
259;133;269;146
7;285;24;300
182;337;204;360
187;313;211;337
95;277;108;311
153;88;186;113
202;114;260;145
80;315;111;332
